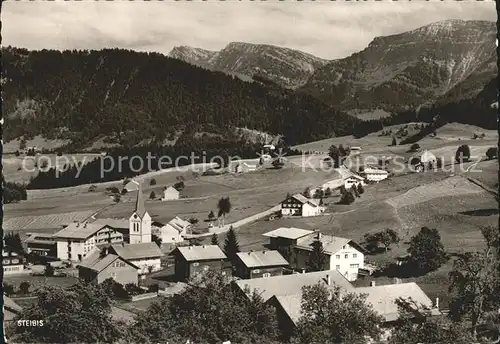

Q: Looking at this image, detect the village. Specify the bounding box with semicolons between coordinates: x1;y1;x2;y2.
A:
3;122;499;343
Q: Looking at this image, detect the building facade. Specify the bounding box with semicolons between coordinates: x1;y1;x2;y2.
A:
173;245;229;282
3;249;26;275
161;186;180;201
108;242;163;275
281;194;324;217
25;233;57;257
360;167;389;182
78;251;139;285
234;250;289;279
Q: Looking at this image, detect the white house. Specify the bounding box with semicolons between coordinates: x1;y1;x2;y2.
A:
155;216;191;244
108;242;163;275
161;186;180;201
3;249;26;275
360;167;389;182
343;174;365;190
281;194;324;217
129;183;152;244
53;222;125;262
228;159;260;173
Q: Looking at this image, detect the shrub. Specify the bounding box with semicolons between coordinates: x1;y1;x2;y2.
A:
15;150;20;157
149;191;156;200
4;282;15;295
150;178;157;186
485;147;498;160
45;264;55;277
121;188;128;194
455;145;471;163
19;281;31;294
409;143;420;152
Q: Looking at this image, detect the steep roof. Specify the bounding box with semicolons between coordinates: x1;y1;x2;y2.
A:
234;269;354;302
53;222;106;240
236;250;289;268
24;233;56;244
110;242;163;260
77;251;139;272
175;245;227;261
164;216;191;233
134;182;147;218
355;282;440;322
4;295;22;313
296;234;366;255
262;227;314;240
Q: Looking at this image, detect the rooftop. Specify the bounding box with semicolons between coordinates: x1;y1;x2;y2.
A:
24;233;56;245
78;252;124;272
296;234;365;255
164;216;191;233
176;245;227;262
53;222;106;240
236;250;289;268
262;227;315;240
111;242;163;260
234;269;354;302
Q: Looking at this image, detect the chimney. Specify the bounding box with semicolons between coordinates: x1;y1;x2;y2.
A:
434;297;439;309
325;274;331;286
370;281;376;287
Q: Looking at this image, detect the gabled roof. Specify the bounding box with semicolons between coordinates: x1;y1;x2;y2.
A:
362;167;389;175
175;245;227;261
110;242;163;260
163;186;179;194
296;235;367;255
53;222;106;240
345;174;365;181
4;295;22;313
77;251;139;272
24;233;56;245
236;250;289;268
234;269;355;302
288;194;322;208
355;282;440;322
134;182;147;218
262;227;315;240
164;216;191;233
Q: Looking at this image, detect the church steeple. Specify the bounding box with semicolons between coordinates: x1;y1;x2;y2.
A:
134;181;147;218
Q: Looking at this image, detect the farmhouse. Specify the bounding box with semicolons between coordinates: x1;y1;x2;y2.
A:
228;159;260;173
154;216;191;244
280;194;324;217
263;228;366;281
234;250;289;279
234;269;354;302
25;233;57;257
360;166;389;182
172;245;229;282
77;250;139;285
343;174;365;190
53;222;125;262
107;242;163;275
268;281;440;340
161;186;180;201
3;248;26;275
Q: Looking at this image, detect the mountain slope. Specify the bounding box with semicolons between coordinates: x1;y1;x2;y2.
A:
168;42;328;89
2;47;359;147
301;20;497;114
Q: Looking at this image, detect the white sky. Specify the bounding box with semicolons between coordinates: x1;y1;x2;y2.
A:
2;0;497;59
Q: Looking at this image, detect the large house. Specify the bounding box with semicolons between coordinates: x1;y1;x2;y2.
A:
107;242;163;275
161;186;180;201
77;250;139;285
154;216;191;244
281;194;324;217
24;233;57;257
268;281;440;340
263;228;366;281
172;245;229;282
3;248;26;275
53;222;125;262
234;250;289;279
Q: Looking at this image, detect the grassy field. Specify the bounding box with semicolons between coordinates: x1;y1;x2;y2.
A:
3;275;79;290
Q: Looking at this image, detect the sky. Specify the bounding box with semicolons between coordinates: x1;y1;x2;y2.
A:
2;0;497;59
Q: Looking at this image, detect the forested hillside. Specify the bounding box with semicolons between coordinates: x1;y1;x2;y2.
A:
2;47;360;147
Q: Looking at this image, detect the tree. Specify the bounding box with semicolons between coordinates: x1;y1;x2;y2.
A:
486;147;498;160
409;143;420;152
188;237;202;246
152;234;162;248
120;188;127;194
15;150;20;157
211;233;219;246
448;226;500;338
149;191;156;200
19;281;31;295
407;227;447;273
302;187;310;198
391;136;397;146
328;145;347;168
351;185;360;198
113;194;121;203
44;264;54;277
129;271;279;344
224;226;240;262
455;145;471;163
293;283;383;344
174;181;185;190
389;297;474;344
208;210;215;222
150;178;156;185
4;232;24;253
364;229;400;253
217;197;232;227
4;282;15;295
188;217;199;225
9;282;124;343
338;190;355;205
313;188;324;199
357;183;364;195
324;187;332;197
307;237;326;272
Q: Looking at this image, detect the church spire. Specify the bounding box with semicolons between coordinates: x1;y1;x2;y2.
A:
134;181;147;218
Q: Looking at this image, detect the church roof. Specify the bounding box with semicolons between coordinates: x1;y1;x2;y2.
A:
134;182;147;218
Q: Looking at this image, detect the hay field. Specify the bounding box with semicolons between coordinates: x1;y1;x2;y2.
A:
3;135;71;153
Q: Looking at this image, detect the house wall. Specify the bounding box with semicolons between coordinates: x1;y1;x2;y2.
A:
78;266;99;284
302;203;322;217
249;266;285;279
128;257;162;275
157;225;184;244
97;261;139;285
188;259;228;280
56;239;85;261
328;244;364;281
174;256;189;281
129;212;152;244
364;172;388;182
281;199;303;216
3;252;26;275
162;189;179;200
294;249;330;272
344;177;364;189
27;243;57;257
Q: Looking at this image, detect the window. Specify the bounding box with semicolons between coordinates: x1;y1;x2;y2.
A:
335;265;340;270
336;255;340;259
193;262;199;267
262;273;271;278
344;254;348;259
11;259;19;264
253;269;260;274
353;253;357;259
3;259;10;265
350;264;359;269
